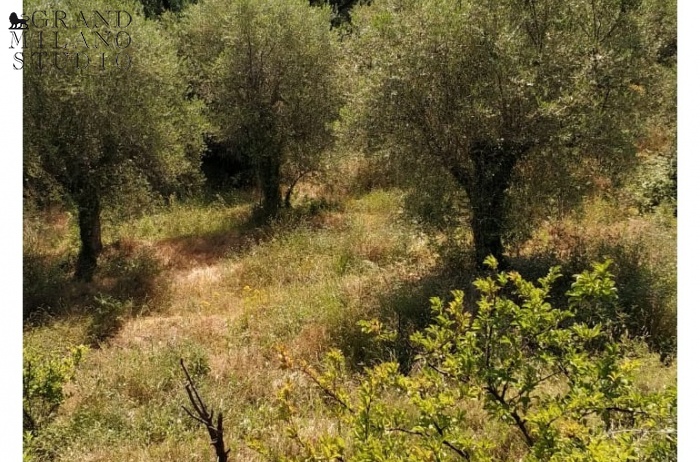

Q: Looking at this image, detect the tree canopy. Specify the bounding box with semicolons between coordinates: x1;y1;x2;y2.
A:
180;0;341;217
24;0;206;280
340;0;673;266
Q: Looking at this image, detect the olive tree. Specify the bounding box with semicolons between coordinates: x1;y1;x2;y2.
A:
24;0;205;281
180;0;340;217
342;0;671;266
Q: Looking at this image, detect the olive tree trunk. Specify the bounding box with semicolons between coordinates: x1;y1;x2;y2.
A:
259;150;282;218
450;141;529;268
75;192;103;281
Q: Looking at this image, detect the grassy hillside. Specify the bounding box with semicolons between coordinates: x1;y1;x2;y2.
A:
23;187;676;461
25;190;429;460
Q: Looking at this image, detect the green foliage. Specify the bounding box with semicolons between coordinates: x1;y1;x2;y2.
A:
180;0;340;216
628;148;676;216
24;345;88;436
86;295;131;344
524;205;677;358
310;0;368;28
139;0;198;18
100;245;171;313
23;215;170;323
23;250;71;319
340;0;671;264
601;245;676;360
627;1;676;217
26;340;212;461
24;0;205;205
567;260;621;332
24;0;206;278
272;261;676;461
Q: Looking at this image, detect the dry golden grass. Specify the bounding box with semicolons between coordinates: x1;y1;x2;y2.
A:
23;189;676;462
25;189;439;461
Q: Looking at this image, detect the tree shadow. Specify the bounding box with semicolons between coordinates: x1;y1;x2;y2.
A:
152;199;339;272
336;255;483;373
154;226;263;271
23;200;341;346
335;236;676;373
509;242;676;361
24;242;171;346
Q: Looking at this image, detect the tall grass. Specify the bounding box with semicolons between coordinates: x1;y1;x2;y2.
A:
24;189;434;461
23;189;676;461
514;197;677;358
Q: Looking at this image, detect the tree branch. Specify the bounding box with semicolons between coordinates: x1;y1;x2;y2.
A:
297;364;354;413
387;427;471;460
181;359;230;462
486;384;534;447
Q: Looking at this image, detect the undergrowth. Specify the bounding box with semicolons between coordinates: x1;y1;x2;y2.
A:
22;189;676;461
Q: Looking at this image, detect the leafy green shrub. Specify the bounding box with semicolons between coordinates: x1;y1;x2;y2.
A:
590;240;676;360
527;213;677;359
24;345;88;436
270;259;676;461
566;260;625;341
629;154;676;216
86;295;131;345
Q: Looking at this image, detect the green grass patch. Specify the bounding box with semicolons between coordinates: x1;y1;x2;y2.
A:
23;189;676;462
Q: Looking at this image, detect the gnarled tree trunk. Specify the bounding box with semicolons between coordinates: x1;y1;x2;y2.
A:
450;140;529;268
75;192;103;281
253;107;283;219
259;150;282;218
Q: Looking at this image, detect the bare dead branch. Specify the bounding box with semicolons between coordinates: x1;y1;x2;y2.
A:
181;358;230;462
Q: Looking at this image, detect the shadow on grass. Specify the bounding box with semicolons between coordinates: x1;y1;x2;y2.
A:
24;242;171;346
152;198;340;271
510;244;676;361
335;240;677;372
154;225;262;270
335;254;482;374
23;199;341;346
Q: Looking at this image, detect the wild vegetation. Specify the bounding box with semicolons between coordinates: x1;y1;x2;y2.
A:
23;0;676;461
